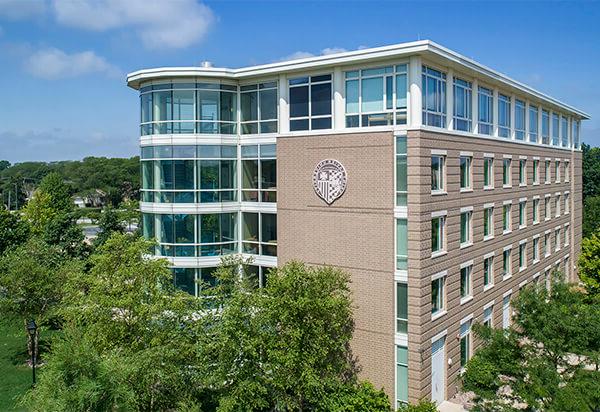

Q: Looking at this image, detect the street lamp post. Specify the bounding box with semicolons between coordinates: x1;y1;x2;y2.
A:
26;320;37;386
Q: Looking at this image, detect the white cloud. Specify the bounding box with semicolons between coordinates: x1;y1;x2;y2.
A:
277;47;348;62
24;47;121;79
51;0;214;49
0;0;46;20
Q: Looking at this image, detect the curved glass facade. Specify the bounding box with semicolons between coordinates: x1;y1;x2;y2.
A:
140;82;238;135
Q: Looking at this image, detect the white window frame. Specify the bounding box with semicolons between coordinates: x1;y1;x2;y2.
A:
460;207;473;248
431;152;446;194
483;154;495;190
460;154;473;192
460;260;474;304
483;204;494;240
483;252;495;290
503;157;512;187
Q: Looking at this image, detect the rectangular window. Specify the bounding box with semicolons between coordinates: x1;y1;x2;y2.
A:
533;198;540;224
478;86;493;135
503;204;512;232
565;225;570;246
565;161;570;182
345;65;408;127
561;116;569;147
552;113;560;146
484;207;494;238
289;74;332;131
453;78;472;131
396;283;408;334
460;156;472;190
503;248;512;278
555;195;561;217
503;295;511;329
503;158;512;186
533;160;539;184
422;66;447;127
396;136;408;205
573;120;580;149
460;264;472;300
555;161;560;183
431;216;445;253
460;320;472;368
242;212;277;256
555;229;561;251
565;193;570;214
484;157;494;189
483;305;493;327
498;94;511;138
515;99;526;140
545;160;551;184
396;219;408;270
396;346;409;407
545;233;551;256
519;201;527;228
545;196;551;220
240;82;278;134
542;110;550;144
460;211;472;246
533;237;540;262
519;159;527;185
519;242;527;270
529;105;538;143
431;155;445;192
431;277;445;314
241;144;276;202
484;256;494;287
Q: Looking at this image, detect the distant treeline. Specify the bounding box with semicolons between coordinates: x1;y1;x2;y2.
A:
0;156;140;209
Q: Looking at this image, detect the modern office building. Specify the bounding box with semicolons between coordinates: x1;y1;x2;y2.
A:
127;40;588;408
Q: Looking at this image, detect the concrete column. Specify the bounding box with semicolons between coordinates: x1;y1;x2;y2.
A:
278;74;289;133
446;69;454;130
408;56;422;129
471;79;478;134
492;89;499;137
333;66;345;130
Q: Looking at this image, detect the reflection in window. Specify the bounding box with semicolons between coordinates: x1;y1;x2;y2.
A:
242;144;277;202
515;99;525;140
289;74;332;131
242;212;277;256
541;110;550;144
396;219;408;270
396;135;407;205
422;66;446;127
240;82;278;134
345;64;407;127
478;86;493;135
498;94;511;138
453;78;472;132
528;105;538;143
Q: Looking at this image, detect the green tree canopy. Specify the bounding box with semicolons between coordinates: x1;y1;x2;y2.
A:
0;209;29;255
93;206;125;248
462;278;600;411
578;233;600;296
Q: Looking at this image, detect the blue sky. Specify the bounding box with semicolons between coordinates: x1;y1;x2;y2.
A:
0;0;598;163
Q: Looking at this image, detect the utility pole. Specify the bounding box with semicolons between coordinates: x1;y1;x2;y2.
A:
14;183;18;210
7;190;11;211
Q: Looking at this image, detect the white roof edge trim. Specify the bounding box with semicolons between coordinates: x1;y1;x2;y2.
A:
126;39;589;119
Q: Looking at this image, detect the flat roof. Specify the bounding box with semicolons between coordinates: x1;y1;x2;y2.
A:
127;40;589;119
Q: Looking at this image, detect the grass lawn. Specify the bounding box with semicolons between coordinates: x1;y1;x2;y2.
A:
0;318;31;411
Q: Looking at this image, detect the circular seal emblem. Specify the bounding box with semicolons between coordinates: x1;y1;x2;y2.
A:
312;159;347;205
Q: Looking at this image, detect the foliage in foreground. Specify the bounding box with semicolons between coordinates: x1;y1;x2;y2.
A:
0;208;29;256
462;277;600;411
397;399;438;412
21;239;389;411
195;257;389;411
579;232;600;296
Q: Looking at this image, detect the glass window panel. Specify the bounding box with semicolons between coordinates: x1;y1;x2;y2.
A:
221;145;237;158
396;219;408;270
241;145;259;158
171;145;195;158
259;88;277;120
200;214;220;243
142;161;153;190
242;159;259;189
220;91;236;123
361;77;383;113
311;74;331;82
141;93;152;123
396;157;407;193
174;214;194;243
153;91;172;122
241;91;258;122
243;212;259;242
289;85;309;118
172;90;195;121
198;145;221;158
220;160;236;190
155;145;172;159
197;90;219;122
396;73;407;109
142;213;154;239
158;160;173;190
346;79;359;113
261;159;277;190
260;144;276;157
396;283;408;333
173;160;194;190
174;268;195;296
158;214;173;243
311;83;332;116
200;160;219;189
290;119;309;131
261;213;277;244
311;117;331;130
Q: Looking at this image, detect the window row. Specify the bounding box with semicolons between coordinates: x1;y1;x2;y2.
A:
141;211;277;257
422;65;581;149
141;144;276;203
172;265;273;297
431;154;571;194
431;199;570;255
140;82;277;135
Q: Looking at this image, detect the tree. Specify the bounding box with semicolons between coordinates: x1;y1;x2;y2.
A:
582;143;600;200
583;196;600;238
23;234;204;412
0;238;81;358
462;278;600;411
195;257;389;411
578;233;600;296
93;206;125;247
0;208;29;255
0;160;10;172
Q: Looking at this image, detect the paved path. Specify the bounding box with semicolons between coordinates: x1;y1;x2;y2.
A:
438;400;467;412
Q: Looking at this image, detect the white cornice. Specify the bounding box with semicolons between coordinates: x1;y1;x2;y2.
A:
126;40;590;119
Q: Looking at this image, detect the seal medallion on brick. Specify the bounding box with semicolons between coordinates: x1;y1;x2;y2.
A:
312;159;347;205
